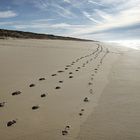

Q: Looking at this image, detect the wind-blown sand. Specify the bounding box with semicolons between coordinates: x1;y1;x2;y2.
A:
0;39;140;140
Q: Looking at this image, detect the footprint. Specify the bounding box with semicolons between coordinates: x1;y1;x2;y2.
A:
32;105;40;110
59;80;63;83
12;91;21;96
88;82;93;86
75;70;79;71
65;125;70;130
82;63;85;67
58;70;64;73
79;108;85;116
62;130;68;136
41;94;46;98
90;77;94;81
79;112;83;116
89;89;93;94
69;72;73;74
69;76;73;79
95;71;98;73
65;68;68;70
55;86;61;89
29;84;35;87
62;125;71;136
51;74;57;76
83;97;89;102
66;65;71;67
39;78;45;81
0;102;6;107
7;119;17;127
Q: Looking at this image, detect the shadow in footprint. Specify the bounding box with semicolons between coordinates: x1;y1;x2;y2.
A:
91;77;94;81
0;102;6;107
41;94;46;98
88;82;93;86
66;65;71;67
39;78;45;81
83;97;89;102
7;119;17;127
29;84;35;87
12;91;21;96
55;86;61;89
69;72;73;74
79;108;84;116
32;105;40;110
89;89;93;94
69;76;73;79
62;130;68;136
79;113;83;116
58;70;64;73
52;74;57;76
62;125;70;136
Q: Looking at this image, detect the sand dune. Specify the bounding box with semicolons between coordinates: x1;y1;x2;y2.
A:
0;39;139;140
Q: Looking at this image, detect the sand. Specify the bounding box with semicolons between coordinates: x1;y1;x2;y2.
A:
77;48;140;140
0;39;139;140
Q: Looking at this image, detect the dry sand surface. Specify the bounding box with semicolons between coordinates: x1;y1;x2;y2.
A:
0;39;140;140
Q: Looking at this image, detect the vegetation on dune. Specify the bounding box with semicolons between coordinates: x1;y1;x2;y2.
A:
0;29;93;41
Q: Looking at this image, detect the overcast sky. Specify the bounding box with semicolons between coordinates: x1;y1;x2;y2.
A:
0;0;140;41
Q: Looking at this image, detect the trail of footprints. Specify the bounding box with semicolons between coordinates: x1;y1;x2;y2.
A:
0;44;109;136
61;47;110;136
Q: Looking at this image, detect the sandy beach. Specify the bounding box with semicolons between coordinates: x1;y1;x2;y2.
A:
0;39;140;140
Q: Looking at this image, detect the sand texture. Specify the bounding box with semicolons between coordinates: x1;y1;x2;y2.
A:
0;39;139;140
